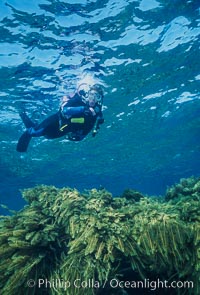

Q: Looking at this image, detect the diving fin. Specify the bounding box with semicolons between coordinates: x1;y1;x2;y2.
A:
16;131;32;152
19;112;36;128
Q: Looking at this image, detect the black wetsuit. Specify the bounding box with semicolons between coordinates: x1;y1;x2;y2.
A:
17;93;104;152
38;96;102;140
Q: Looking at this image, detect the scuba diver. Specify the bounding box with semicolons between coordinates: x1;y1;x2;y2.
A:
16;84;104;152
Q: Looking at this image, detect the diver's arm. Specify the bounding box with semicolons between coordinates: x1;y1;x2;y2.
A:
92;113;104;137
61;93;86;118
62;104;99;119
62;106;85;118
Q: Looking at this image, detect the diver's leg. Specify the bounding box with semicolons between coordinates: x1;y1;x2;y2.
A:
17;113;44;152
24;113;60;138
16;126;45;152
19;111;46;137
17;113;60;152
26;127;44;137
36;113;61;138
17;112;35;152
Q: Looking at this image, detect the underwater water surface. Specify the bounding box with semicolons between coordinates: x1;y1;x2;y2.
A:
0;0;200;210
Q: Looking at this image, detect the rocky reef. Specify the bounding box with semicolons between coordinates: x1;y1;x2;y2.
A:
0;177;199;295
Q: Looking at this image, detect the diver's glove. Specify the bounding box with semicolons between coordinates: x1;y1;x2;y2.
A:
84;106;95;116
84;105;102;116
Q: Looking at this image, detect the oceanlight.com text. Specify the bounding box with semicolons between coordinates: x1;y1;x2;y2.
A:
109;278;193;291
27;278;194;291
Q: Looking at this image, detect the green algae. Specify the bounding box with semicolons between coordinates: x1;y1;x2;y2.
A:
0;177;199;294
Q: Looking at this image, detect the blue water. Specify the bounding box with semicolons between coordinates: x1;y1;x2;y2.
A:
0;0;200;211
